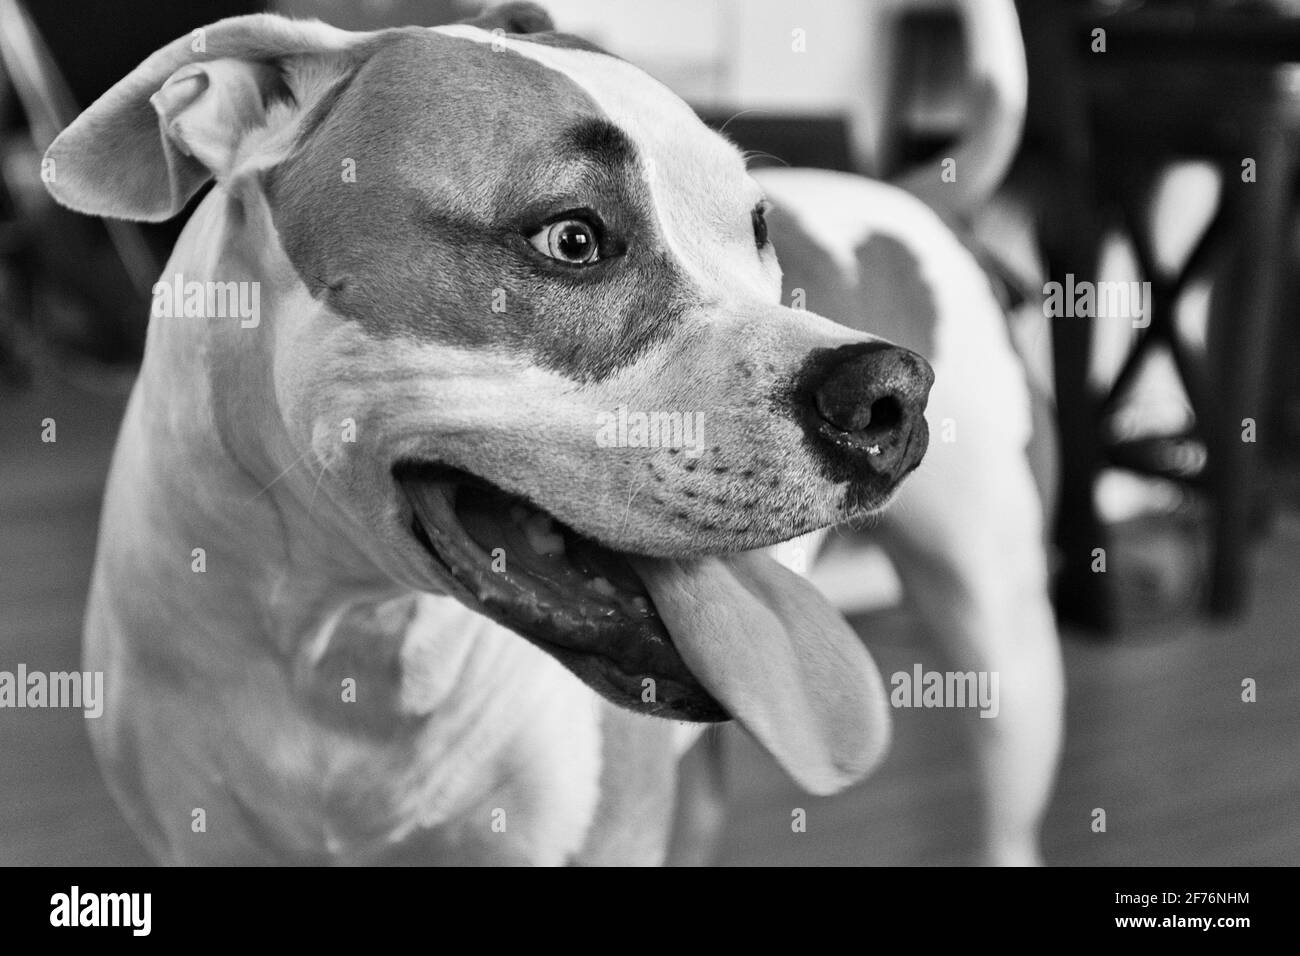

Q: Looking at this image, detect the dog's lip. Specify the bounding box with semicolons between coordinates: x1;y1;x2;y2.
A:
393;461;728;722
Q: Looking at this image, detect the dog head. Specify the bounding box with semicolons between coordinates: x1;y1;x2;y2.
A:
45;6;932;794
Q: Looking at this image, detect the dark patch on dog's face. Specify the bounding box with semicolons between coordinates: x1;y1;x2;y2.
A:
565;117;636;166
263;29;696;383
767;201;937;359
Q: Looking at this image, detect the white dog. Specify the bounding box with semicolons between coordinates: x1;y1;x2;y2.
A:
44;4;1059;865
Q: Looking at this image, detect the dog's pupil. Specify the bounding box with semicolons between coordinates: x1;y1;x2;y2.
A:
559;224;591;259
753;208;768;247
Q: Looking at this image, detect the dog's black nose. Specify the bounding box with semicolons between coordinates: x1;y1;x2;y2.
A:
800;342;934;479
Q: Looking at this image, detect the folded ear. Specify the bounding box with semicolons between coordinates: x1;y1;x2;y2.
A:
44;14;361;222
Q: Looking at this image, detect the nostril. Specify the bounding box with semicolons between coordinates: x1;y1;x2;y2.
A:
816;390;904;437
814;378;907;435
865;395;902;433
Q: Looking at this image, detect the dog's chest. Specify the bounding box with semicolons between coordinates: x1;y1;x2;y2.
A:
268;599;594;862
284;596;677;864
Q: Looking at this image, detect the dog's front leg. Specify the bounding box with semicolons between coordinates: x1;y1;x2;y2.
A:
664;730;727;866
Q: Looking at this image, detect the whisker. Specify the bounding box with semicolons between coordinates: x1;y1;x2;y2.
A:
307;459;330;515
618;471;651;537
717;106;767;136
249;446;316;500
742;148;790;169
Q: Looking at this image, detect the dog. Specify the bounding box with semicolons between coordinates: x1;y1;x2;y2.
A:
44;4;1059;865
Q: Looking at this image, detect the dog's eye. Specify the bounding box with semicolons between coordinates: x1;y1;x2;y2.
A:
754;205;769;251
752;203;769;248
529;218;601;264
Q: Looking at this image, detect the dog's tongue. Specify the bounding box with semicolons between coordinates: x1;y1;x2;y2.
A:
631;551;890;795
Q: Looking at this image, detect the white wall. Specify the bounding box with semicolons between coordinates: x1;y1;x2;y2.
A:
537;0;956;169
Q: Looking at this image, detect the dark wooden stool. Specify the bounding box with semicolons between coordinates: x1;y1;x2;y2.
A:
1033;5;1300;627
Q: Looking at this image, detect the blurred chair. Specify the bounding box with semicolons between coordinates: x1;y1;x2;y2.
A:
0;0;152;376
1018;0;1300;625
0;0;259;381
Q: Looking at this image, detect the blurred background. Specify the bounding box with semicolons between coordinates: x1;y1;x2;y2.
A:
2;0;1299;864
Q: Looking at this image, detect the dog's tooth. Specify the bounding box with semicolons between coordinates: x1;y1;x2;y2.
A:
590;576;617;597
631;596;651;616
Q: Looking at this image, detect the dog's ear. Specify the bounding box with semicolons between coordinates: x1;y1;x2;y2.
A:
44;14;360;222
460;1;555;35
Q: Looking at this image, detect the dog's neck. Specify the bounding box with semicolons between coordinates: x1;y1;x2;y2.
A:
125;189;389;638
102;186;499;720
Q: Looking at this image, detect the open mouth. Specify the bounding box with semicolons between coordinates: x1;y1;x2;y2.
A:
394;462;728;722
395;459;896;797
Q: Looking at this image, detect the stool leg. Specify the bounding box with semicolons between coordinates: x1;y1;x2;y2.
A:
1207;128;1289;616
1049;289;1115;632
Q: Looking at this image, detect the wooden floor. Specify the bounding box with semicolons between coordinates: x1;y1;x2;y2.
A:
2;372;1298;866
